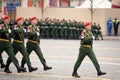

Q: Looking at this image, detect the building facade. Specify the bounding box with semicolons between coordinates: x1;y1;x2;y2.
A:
0;0;84;17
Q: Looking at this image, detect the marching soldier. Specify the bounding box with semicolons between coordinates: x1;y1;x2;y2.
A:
96;24;103;40
72;22;106;78
21;17;52;71
0;15;26;73
0;19;6;68
68;20;74;39
91;23;98;40
5;17;38;73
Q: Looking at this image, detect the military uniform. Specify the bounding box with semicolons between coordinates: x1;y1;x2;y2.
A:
5;17;37;73
0;16;26;73
0;19;6;68
72;22;106;78
91;23;98;40
21;17;52;71
96;24;103;40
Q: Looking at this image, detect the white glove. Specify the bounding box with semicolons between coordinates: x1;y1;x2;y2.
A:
92;36;95;39
37;32;40;36
81;36;85;39
24;29;26;32
8;29;11;33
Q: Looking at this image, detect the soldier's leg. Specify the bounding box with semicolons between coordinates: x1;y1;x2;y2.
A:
4;45;18;73
21;43;33;68
46;28;49;38
72;47;86;77
20;45;38;72
34;44;52;71
87;49;106;76
99;32;103;40
5;45;26;73
64;29;68;39
0;48;5;68
55;28;58;39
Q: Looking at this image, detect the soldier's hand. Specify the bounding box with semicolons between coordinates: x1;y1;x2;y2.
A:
8;29;11;33
37;32;40;36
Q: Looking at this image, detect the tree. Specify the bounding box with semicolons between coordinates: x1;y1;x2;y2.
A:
89;0;105;23
38;0;49;19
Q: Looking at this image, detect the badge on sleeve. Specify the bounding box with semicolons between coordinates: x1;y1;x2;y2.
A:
27;27;32;32
14;25;18;30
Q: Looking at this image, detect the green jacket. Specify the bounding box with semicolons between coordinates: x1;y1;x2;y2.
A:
27;25;40;43
0;24;11;40
13;25;25;41
81;29;93;46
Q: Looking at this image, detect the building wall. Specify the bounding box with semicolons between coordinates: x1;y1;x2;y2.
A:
16;7;120;35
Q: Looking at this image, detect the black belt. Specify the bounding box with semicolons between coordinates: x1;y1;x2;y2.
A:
81;45;91;48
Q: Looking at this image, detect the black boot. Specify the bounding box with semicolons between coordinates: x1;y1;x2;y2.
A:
16;64;26;73
4;62;12;73
28;64;38;72
97;69;106;76
4;64;12;73
1;62;6;68
72;69;80;78
43;64;52;71
4;68;12;73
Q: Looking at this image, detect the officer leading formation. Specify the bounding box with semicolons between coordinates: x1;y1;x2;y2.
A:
72;22;106;78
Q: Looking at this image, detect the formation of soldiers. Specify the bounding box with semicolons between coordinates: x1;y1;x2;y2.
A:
0;16;106;78
25;18;85;39
0;16;52;73
0;17;103;40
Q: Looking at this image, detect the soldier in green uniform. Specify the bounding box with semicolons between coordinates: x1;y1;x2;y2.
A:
92;23;98;40
50;19;56;38
96;24;103;40
68;20;73;39
63;20;68;39
59;19;64;39
5;17;38;73
21;17;52;71
0;15;26;73
0;19;6;68
72;22;106;78
54;19;60;39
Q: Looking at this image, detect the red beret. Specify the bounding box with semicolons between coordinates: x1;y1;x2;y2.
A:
4;15;10;20
84;22;91;27
29;17;37;21
16;17;23;22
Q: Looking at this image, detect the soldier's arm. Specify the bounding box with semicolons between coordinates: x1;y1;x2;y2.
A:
13;25;24;33
0;28;9;33
27;32;37;36
14;29;24;33
27;27;37;36
81;30;92;43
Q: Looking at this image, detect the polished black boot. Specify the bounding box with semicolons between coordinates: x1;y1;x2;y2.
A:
28;64;38;72
97;69;106;76
4;64;12;73
16;64;26;73
4;68;12;73
72;69;80;78
43;64;52;71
